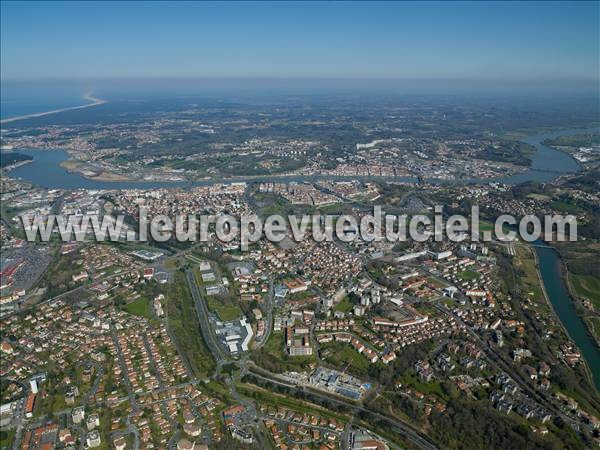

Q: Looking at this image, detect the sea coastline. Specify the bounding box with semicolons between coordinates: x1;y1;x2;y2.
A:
0;94;107;125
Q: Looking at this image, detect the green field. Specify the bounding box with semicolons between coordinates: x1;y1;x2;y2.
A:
0;429;16;450
253;192;315;218
206;296;242;321
514;246;544;302
396;372;449;401
262;332;286;356
571;274;600;308
589;317;600;343
427;277;448;289
191;267;242;321
123;298;151;318
479;220;494;232
334;296;354;313
321;342;370;374
458;269;480;281
204;380;236;405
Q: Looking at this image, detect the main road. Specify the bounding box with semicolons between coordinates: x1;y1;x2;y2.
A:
244;363;438;450
185;269;228;366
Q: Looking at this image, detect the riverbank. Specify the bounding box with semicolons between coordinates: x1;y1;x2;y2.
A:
498;123;600;141
541;133;600;173
0;159;32;172
552;245;600;349
59;159;134;182
531;241;600;392
530;244;599;391
566;273;600;349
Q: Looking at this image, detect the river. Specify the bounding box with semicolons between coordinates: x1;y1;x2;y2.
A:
4;126;600;389
534;242;600;391
502;127;588;184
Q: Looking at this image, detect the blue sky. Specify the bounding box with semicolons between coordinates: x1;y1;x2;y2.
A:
1;1;598;83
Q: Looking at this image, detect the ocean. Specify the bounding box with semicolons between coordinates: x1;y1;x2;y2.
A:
0;81;92;120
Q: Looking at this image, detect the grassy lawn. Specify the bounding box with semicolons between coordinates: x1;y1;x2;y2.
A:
206;296;242;321
165;272;215;378
440;297;457;307
397;372;449;401
317;202;347;215
479;220;495;232
263;332;285;356
321;342;370;374
204;380;236;404
571;274;600;308
334;296;354;313
50;392;68;413
427;277;448;289
514;246;545;302
458;269;480;281
0;429;16;450
517;247;538;283
123;298;151;318
191;266;242;321
589;317;600;343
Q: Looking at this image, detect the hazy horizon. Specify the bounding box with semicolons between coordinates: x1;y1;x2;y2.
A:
2;76;598;97
2;1;598;85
